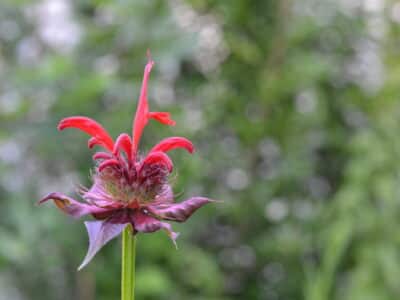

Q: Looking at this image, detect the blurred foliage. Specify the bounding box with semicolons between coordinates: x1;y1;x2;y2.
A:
1;0;400;299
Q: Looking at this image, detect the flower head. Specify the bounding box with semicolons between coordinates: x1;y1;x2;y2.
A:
40;54;213;270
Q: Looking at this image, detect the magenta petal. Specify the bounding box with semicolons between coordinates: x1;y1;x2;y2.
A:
98;158;120;172
82;181;115;206
132;211;179;247
93;151;113;161
39;192;110;218
147;197;213;222
78;220;127;270
153;184;174;204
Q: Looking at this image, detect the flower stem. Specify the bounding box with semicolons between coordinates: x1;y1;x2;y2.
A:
121;226;136;300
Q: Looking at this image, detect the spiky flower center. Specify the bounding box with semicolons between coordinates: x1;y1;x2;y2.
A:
98;161;168;205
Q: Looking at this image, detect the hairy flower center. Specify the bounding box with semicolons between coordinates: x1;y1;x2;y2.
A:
98;162;168;204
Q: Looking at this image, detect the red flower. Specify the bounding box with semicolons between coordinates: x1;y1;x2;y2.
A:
40;55;213;270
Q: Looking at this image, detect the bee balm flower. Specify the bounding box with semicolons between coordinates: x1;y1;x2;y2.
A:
40;56;213;270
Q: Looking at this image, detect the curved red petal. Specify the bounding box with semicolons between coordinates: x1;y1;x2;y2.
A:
113;133;132;158
148;112;176;126
98;158;120;172
141;151;173;172
132;59;154;155
149;137;194;154
88;137;111;151
93;152;113;161
58;116;114;151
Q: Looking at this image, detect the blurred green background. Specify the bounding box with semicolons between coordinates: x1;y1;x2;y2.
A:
1;0;400;299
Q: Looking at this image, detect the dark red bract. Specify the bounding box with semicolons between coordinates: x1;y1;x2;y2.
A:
39;55;213;270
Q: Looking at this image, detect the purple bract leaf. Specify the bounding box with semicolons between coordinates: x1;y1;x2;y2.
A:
148;197;214;222
39;192;110;218
78;220;127;270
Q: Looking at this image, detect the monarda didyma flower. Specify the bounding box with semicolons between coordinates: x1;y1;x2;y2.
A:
40;56;213;270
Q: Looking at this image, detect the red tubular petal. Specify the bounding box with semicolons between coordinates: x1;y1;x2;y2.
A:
88;137;100;149
113;133;132;158
93;152;113;161
149;137;195;154
132;59;154;155
58;116;114;151
141;151;173;172
98;158;120;172
132;210;179;248
148;112;176;126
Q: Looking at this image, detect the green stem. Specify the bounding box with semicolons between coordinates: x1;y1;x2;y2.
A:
121;226;136;300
